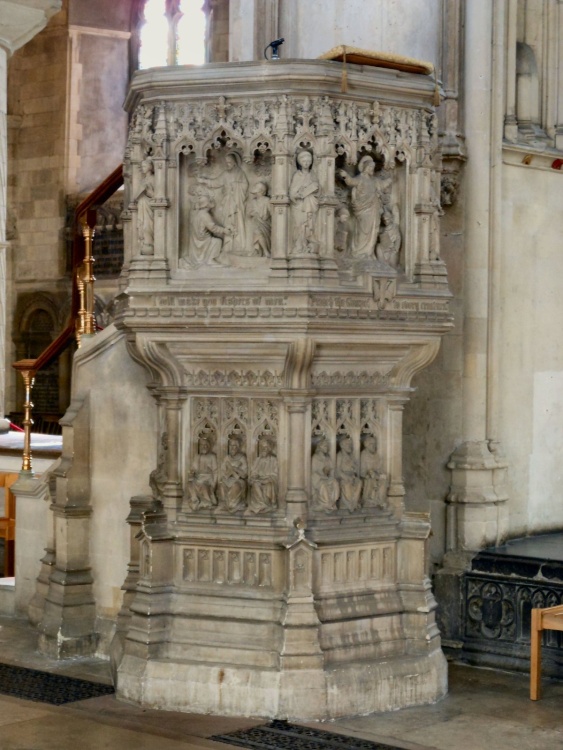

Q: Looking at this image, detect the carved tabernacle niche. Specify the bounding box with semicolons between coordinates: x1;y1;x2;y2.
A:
311;398;389;515
183;396;280;516
157;101;412;274
102;61;452;721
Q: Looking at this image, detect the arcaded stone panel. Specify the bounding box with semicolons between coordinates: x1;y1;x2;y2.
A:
177;544;285;591
314;542;396;595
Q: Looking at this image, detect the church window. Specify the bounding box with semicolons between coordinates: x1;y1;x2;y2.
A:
138;0;207;69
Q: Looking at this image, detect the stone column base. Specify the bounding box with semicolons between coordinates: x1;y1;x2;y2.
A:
117;649;447;719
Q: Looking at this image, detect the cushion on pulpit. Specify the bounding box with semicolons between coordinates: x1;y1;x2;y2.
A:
317;45;435;94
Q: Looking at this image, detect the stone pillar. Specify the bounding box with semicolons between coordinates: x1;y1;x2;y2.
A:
556;1;563;149
109;493;157;683
438;0;509;647
38;396;97;658
28;472;56;626
11;472;50;615
446;0;509;559
159;387;188;524
504;0;519;142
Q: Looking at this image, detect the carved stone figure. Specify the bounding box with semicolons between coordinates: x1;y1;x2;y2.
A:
338;155;384;259
180;192;231;268
360;435;383;507
289;150;319;255
440;172;459;207
247;181;271;257
197;152;249;256
376;206;401;268
335;436;362;512
248;436;278;513
334;207;350;254
311;438;340;513
136;158;155;255
185;437;218;511
217;436;248;513
149;432;168;500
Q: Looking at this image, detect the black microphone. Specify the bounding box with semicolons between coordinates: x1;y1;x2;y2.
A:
264;38;285;60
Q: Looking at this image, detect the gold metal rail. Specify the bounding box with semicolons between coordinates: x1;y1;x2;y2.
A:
11;165;123;474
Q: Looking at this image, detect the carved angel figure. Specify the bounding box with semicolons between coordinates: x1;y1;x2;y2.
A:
136;158;155;255
248;436;278;513
247;181;271;257
185;437;218;511
217;437;248;513
289;150;319;254
197;152;249;255
335;436;362;512
338;155;385;259
311;438;340;513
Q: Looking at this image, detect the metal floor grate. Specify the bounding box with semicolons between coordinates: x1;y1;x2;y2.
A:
212;719;408;750
0;663;114;705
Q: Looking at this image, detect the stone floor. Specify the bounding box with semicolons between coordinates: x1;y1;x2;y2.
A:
0;615;562;750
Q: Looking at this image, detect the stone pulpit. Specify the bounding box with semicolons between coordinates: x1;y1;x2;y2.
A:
103;59;451;718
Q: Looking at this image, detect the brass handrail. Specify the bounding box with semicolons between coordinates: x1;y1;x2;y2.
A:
12;164;124;474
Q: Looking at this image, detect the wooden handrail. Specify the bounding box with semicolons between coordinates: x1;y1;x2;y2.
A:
11;164;124;469
31;322;76;372
74;164;124;221
72;164;124;317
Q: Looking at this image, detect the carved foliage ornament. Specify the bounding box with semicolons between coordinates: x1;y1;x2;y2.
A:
127;95;437;168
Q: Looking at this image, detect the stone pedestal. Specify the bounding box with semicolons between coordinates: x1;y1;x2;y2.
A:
43;59;451;717
37;397;98;658
11;471;51;617
435;439;508;648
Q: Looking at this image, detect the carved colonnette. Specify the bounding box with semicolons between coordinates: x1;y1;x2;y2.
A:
111;61;451;719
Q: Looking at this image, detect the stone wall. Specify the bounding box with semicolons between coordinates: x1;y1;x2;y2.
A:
497;154;563;536
6;0;131;414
